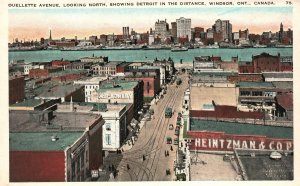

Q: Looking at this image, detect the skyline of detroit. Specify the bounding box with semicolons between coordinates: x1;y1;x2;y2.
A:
9;6;292;41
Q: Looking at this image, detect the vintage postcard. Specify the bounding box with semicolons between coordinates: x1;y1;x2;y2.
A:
1;0;299;184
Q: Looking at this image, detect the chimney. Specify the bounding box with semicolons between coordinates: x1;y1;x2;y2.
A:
70;96;74;111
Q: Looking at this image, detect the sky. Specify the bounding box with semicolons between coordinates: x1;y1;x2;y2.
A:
8;7;293;42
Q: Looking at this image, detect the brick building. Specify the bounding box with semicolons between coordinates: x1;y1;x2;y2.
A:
29;67;63;78
125;69;160;98
9;110;105;182
9;76;25;105
239;53;293;73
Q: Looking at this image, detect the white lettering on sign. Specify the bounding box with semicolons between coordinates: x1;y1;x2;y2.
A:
219;139;224;149
249;141;256;149
242;141;248;149
212;139;218;148
276;142;282;150
202;138;207;148
226;139;232;149
258;142;265;149
192;138;293;151
99;93;132;99
195;138;201;147
233;140;240;148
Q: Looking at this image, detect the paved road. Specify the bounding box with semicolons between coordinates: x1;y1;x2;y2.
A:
108;72;189;181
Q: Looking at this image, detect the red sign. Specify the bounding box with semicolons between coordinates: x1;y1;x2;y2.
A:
187;131;293;151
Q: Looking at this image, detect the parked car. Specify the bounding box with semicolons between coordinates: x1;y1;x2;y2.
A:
166;137;172;144
173;138;179;145
169;124;174;130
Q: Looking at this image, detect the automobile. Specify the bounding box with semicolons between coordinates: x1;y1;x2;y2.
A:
175;126;180;131
175;131;179;136
169;124;174;130
173;138;179;145
166;137;172;144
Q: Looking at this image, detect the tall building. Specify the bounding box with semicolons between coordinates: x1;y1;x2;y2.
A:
279;22;284;43
154;19;169;41
176;17;191;41
171;22;177;41
122;26;130;40
213;19;232;42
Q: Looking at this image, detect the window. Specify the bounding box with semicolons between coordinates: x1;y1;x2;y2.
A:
105;134;111;145
240;91;251;96
106;123;111;131
252;91;263;96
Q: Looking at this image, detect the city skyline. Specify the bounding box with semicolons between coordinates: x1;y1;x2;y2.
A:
9;7;292;41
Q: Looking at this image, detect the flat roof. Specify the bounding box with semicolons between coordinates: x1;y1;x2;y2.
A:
10;99;42;107
37;84;83;98
190;119;293;139
99;81;138;92
262;72;293;79
272;82;293;90
10;131;84;151
190;86;238;109
236;149;293;180
9;110;102;132
238;82;274;88
193;71;238;76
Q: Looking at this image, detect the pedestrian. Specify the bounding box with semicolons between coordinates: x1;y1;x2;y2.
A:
170;145;173;151
167;151;169;156
112;164;115;171
143;155;146;161
108;165;111;171
127;164;130;170
165;150;167;157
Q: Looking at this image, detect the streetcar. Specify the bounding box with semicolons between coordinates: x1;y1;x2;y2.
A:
165;107;173;118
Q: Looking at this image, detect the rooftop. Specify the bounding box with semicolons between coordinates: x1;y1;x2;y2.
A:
36;83;83;98
238;81;274;88
9;110;102;132
10;131;84;151
190;119;293;139
272;82;293;90
236;149;293;180
10;99;42;108
190;86;238;109
98;80;139;92
276;93;293;111
262;72;293;79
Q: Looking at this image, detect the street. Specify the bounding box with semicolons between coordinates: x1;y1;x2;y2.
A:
107;72;189;181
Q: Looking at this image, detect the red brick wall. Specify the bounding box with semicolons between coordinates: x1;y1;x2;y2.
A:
125;77;159;97
116;66;125;73
52;60;71;67
227;74;263;82
10;151;65;182
239;65;254;73
9;76;25;105
253;56;280;73
281;64;293;72
88;119;103;170
29;69;49;78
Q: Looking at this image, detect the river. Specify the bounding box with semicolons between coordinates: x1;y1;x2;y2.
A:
9;48;292;63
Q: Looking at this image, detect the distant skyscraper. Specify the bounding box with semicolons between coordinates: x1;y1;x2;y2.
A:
171;22;177;39
154;19;169;41
279;22;284;43
176;17;191;41
213;19;232;42
49;29;52;41
122;26;130;39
